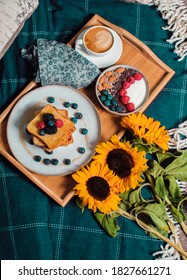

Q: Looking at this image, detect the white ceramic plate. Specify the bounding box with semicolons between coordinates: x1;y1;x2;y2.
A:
7;85;101;176
75;27;123;69
95;64;149;116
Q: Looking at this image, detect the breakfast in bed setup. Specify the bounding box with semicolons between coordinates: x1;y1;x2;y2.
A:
0;0;187;262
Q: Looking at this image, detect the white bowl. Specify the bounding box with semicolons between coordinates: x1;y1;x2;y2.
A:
95;64;149;116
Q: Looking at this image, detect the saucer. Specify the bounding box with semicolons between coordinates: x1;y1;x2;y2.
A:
75;27;123;69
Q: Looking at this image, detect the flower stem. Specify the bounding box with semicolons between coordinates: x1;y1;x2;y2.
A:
116;209;187;258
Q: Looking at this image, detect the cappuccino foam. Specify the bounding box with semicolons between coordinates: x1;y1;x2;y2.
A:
84;27;114;53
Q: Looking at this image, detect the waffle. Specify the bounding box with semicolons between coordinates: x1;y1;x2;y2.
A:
27;105;75;150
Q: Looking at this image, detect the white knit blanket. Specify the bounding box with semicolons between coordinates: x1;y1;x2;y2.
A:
121;0;187;61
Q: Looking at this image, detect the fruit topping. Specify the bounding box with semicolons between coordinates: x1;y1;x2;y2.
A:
134;73;143;80
39;129;46;136
120;95;130;105
47;119;55;127
75;112;83;119
119;89;127;97
81;128;88;135
34;155;42;162
64;159;71;165
38;121;45;130
127;76;135;84
44;125;57;135
71;103;78;109
78;147;86;154
71;117;77;124
43;113;54;122
122;81;130;89
64;101;70;108
47;96;55;103
55;119;64;128
51;159;59;165
101;89;109;96
126;102;135;112
43;158;51;165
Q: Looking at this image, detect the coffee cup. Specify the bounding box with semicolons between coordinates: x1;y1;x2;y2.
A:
76;26;115;57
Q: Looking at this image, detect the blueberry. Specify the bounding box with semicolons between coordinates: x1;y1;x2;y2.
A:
34;155;42;162
81;128;88;135
78;147;85;154
29;139;34;145
75;112;83;119
107;94;113;101
44;150;53;155
51;159;59;165
39;129;46;136
71;103;78;109
101;89;109;96
111;99;117;106
99;95;107;102
64;159;71;165
64;102;70;108
47;119;55;126
110;106;116;111
71;117;77;124
43;158;51;165
47;96;55;103
103;100;111;107
116;106;122;112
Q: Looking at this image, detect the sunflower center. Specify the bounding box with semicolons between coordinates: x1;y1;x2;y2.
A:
86;176;110;201
106;148;134;178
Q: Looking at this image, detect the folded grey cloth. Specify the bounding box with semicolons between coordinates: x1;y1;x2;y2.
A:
21;38;101;89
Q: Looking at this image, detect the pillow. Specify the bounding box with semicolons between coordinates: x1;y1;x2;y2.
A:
0;0;39;59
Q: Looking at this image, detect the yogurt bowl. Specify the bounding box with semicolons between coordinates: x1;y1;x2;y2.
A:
95;64;149;116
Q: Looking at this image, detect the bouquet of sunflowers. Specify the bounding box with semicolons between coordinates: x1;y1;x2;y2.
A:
72;113;187;259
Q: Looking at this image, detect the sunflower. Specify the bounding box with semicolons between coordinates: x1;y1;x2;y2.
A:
93;134;148;193
72;161;121;214
120;112;170;152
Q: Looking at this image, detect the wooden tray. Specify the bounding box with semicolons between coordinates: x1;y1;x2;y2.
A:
0;14;175;207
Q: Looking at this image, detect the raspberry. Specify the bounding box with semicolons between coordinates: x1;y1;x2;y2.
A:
120;95;130;105
122;81;130;89
119;88;127;97
38;121;45;130
134;73;143;80
127;76;135;84
55;119;64;128
126;102;135;112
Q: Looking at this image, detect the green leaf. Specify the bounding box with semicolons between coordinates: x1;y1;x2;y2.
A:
156;151;176;165
137;210;169;232
119;189;131;200
119;200;132;211
165;175;182;200
144;202;168;220
148;225;169;239
129;188;142;205
149;160;164;178
76;197;85;213
132;139;161;153
155;175;168;199
164;150;187;181
169;204;185;224
94;213;120;238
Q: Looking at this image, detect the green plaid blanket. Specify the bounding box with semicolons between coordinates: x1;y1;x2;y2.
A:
0;0;186;260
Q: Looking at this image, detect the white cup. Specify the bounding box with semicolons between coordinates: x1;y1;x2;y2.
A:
76;26;115;57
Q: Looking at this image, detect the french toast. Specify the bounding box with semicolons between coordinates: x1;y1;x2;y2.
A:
27;105;75;150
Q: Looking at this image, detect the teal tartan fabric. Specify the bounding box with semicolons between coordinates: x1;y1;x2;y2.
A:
0;0;187;260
